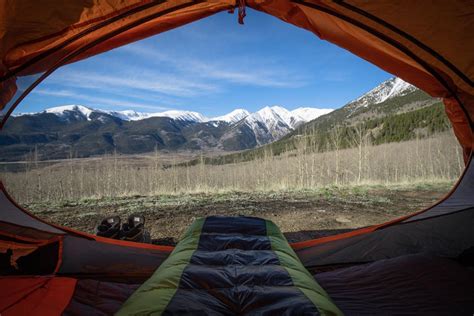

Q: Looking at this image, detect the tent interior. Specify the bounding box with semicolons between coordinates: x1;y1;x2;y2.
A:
1;1;474;315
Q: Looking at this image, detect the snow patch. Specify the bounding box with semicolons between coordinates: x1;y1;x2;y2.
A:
351;77;416;109
24;104;334;137
211;109;250;123
149;110;207;122
44;105;96;120
291;107;333;122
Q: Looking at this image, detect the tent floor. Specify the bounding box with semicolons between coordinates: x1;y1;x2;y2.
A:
62;253;474;315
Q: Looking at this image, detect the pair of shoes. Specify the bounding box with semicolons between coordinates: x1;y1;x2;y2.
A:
121;214;151;243
95;214;151;243
95;215;121;239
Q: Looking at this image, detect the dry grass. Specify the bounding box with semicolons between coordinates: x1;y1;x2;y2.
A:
0;131;463;204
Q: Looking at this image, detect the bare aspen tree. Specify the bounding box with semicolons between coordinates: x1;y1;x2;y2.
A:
310;128;318;187
330;126;343;185
33;145;42;201
0;131;463;203
153;145;159;192
350;124;366;184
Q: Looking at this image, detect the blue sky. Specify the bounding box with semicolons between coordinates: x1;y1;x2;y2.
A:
19;9;392;117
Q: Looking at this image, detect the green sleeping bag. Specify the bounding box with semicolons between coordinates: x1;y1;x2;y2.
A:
117;216;342;315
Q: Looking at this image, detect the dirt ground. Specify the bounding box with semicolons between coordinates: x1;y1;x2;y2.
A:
23;182;451;245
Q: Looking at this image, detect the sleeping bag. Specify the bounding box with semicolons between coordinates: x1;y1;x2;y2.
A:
117;216;342;315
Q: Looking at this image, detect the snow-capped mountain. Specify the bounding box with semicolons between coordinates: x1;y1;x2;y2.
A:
211;109;250;124
226;77;439;166
110;109;206;122
348;77;416;111
291;107;333;122
7;104;331;160
44;105;96;121
3;77;429;161
36;105;329;128
242;106;298;145
150;110;207;122
285;76;435;146
238;106;334;145
38;105;208;123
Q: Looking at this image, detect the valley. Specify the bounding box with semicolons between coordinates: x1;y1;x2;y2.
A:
0;77;464;241
0;77;445;163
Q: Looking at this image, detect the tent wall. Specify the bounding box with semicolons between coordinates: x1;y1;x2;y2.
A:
0;183;172;281
296;207;474;267
58;235;170;282
0;187;65;235
293;155;474;267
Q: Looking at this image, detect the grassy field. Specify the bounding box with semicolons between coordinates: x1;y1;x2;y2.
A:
22;181;454;244
0;131;462;243
1;132;463;202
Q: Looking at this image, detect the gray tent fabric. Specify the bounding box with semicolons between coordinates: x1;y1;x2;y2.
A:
296;208;474;267
0;183;172;282
0;188;64;235
404;156;474;222
58;235;170;281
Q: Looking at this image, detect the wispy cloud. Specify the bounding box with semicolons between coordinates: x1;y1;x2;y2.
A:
50;68;219;98
322;70;351;82
123;43;309;88
32;88;172;111
36;38;311;114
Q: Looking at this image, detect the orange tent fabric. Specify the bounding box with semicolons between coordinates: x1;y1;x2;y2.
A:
0;1;235;77
0;277;77;316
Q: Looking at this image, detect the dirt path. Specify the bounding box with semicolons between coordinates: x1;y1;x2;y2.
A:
24;183;451;245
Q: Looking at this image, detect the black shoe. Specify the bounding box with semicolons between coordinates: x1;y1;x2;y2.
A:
120;214;151;243
95;216;121;239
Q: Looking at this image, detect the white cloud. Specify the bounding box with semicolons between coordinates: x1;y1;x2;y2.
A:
35;38;311;112
50;69;219;98
123;43;309;88
32;89;76;98
322;70;351;82
32;88;172;111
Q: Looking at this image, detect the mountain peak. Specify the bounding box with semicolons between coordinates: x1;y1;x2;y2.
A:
351;77;416;109
259;105;287;113
153;110;207;122
291;107;333;121
44;104;95;120
45;104;92;113
253;106;292;125
211;109;250;123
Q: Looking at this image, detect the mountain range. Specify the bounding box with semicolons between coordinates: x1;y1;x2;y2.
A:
1;103;331;161
1;77;444;162
204;77;447;165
